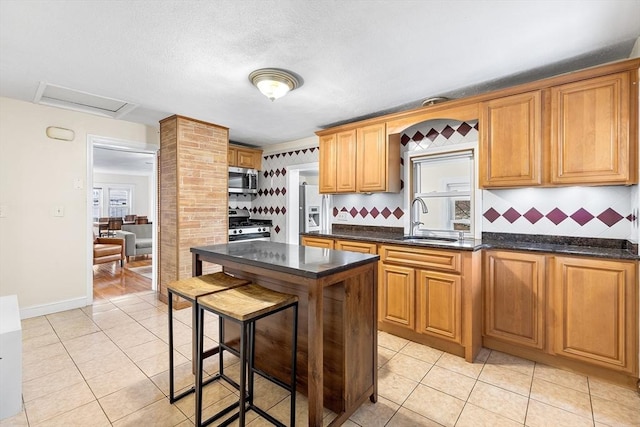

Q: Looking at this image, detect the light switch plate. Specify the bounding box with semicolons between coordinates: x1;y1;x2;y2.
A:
73;178;84;189
337;212;348;221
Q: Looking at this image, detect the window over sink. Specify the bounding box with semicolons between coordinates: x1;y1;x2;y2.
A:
408;147;478;238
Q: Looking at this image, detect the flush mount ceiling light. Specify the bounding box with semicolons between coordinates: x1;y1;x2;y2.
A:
249;68;300;101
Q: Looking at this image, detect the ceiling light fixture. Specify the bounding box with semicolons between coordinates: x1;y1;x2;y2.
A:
249;68;300;101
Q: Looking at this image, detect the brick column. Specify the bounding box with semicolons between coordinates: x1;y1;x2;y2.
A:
158;115;228;307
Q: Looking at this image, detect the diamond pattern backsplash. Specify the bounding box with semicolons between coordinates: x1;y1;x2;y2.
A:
241;118;637;243
483;186;635;239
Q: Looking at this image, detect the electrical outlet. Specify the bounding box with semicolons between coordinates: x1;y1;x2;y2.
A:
337;212;348;221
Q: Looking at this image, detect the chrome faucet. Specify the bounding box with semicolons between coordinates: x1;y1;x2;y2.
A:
410;197;428;235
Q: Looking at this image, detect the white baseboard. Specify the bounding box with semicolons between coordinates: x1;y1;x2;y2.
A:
20;296;88;319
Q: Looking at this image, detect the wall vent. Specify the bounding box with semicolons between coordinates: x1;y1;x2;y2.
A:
34;82;137;119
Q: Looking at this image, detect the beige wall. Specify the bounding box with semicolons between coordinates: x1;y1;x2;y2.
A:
0;97;158;317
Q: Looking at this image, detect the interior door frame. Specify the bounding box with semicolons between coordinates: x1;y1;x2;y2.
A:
86;134;159;304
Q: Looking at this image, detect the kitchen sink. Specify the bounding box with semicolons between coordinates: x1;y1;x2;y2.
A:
402;235;458;243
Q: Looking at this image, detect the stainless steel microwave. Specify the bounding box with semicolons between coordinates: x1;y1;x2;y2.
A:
229;166;258;194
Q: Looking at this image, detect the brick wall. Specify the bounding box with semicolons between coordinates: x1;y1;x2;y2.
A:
159;115;228;304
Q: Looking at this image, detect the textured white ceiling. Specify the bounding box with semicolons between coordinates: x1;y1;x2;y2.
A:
1;1;639;146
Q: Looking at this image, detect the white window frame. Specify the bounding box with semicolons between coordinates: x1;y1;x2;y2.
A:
94;183;134;218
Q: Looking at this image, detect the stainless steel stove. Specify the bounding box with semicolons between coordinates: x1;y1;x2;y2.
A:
228;209;271;243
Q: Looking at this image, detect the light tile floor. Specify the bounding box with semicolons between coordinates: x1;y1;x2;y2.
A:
3;290;639;427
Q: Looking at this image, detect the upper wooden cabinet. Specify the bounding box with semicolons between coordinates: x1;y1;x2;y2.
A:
228;144;262;170
550;72;635;185
480;91;543;187
550;256;637;375
481;69;638;188
317;123;400;194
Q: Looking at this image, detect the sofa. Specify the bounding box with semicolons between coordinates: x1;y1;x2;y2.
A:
93;235;125;267
116;224;153;261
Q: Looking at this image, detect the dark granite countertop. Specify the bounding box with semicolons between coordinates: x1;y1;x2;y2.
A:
300;227;639;260
191;241;380;279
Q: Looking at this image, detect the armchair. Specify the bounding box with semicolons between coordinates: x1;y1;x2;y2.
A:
115;224;153;261
93;235;125;267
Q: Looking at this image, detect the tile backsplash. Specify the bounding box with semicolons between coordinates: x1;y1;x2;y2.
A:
483;186;636;240
249;117;637;244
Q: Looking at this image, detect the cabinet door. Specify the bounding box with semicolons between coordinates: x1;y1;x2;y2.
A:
356;123;387;192
379;264;415;329
300;236;334;249
550;72;632;184
484;250;546;349
319;134;337;193
228;147;237;166
480;91;542;187
334;240;377;254
236;148;258;169
416;270;461;343
336;130;357;192
551;256;637;374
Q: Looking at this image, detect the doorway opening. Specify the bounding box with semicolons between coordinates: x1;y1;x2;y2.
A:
87;135;158;303
285;162;330;244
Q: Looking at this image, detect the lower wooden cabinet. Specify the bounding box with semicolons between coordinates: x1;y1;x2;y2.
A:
483;250;638;381
378;245;478;353
379;264;415;330
416;270;461;342
484;250;546;349
551;256;637;374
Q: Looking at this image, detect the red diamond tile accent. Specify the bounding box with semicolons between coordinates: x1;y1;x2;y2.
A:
412;131;424;142
627;214;636;222
275;188;281;195
502;208;521;224
597;208;623;227
349;207;358;218
426;129;439;141
281;168;286;175
333;207;339;216
483;208;500;223
281;188;286;195
546;208;568;225
269;170;274;177
269;207;274;214
275;207;280;214
263;171;269;178
370;207;380;218
269;189;274;195
457;122;472;136
401;134;410;146
359;208;369;217
274;225;280;234
381;208;392;219
570;208;594;226
275;169;281;176
282;207;286;215
392;207;404;219
523;208;544;224
441;125;455;139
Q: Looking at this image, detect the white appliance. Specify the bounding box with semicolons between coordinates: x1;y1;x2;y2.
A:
299;184;323;232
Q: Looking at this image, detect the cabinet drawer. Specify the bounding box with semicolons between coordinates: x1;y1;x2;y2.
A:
300;236;334;249
335;239;377;254
380;245;461;274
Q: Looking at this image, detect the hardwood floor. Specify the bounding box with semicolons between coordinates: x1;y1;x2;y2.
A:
93;256;153;301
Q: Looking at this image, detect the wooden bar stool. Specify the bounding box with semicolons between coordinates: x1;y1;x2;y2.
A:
167;272;250;403
195;284;298;427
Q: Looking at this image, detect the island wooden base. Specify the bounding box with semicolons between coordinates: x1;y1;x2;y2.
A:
193;251;378;427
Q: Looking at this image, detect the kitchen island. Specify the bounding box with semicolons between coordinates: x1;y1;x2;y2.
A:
191;241;380;427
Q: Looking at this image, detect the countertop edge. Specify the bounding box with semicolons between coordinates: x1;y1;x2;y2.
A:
300;232;640;261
